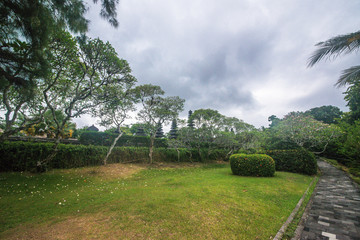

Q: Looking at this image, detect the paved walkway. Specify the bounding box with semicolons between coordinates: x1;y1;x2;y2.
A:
300;161;360;240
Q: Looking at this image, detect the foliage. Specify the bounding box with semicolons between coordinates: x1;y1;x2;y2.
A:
338;121;360;168
135;84;185;163
20;110;76;138
0;0;119;138
265;149;317;175
308;30;360;87
90;70;137;164
268;115;281;128
0;141;229;171
79;131;167;148
274;114;342;153
229;154;275;177
343;82;360;123
305;105;342;124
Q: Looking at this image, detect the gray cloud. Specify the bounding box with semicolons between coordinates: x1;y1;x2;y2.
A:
78;0;360;129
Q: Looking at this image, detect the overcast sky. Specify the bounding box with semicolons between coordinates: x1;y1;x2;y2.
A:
77;0;360;129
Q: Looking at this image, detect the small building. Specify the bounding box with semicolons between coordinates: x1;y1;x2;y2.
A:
87;125;99;132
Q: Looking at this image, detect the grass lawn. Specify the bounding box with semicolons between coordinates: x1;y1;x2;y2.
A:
0;163;313;240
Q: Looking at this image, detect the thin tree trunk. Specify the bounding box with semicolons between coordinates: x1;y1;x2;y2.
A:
149;136;155;164
176;148;180;162
103;131;123;165
226;149;234;159
313;142;330;155
38;137;61;172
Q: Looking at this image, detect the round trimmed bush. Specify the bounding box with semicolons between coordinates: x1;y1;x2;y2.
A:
230;154;275;177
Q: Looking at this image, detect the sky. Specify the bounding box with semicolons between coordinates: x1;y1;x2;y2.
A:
76;0;360;130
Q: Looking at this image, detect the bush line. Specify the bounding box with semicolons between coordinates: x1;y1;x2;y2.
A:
0;141;228;172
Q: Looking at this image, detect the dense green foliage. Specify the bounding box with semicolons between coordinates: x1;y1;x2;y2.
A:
79;131;167;147
305;105;342;124
265;149;317;175
230;154;275;177
0;141;228;171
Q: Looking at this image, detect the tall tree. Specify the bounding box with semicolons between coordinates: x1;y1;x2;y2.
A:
0;0;119;88
343;83;360;123
39;31;133;165
0;0;120;133
135;84;185;163
275;114;342;154
305;105;342;124
92;78;137;165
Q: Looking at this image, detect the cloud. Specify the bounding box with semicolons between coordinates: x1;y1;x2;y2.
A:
80;0;360;129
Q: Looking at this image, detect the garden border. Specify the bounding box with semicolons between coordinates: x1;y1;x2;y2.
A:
273;175;317;240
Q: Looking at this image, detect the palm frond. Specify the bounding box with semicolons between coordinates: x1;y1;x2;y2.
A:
308;31;360;67
336;65;360;87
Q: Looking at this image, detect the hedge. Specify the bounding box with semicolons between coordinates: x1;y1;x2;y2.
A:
0;141;228;172
230;154;275;177
265;149;317;175
79;131;168;147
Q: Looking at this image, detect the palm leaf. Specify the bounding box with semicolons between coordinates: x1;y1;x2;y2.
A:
337;65;360;87
308;31;360;67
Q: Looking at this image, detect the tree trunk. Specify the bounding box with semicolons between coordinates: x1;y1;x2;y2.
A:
176;148;180;162
313;142;330;155
38;137;61;172
103;131;124;165
149;136;155;164
226;149;234;160
189;150;193;163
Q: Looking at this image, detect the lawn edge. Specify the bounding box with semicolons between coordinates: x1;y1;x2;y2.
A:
273;175;318;240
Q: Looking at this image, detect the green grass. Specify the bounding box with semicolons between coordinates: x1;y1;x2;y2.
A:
281;175;319;240
0;163;314;239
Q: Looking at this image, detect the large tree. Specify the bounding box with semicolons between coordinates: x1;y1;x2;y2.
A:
92;78;138;165
305;105;342;124
135;84;185;164
39;31;134;165
274;114;342;154
0;0;120;120
0;0;119;85
0;0;121;139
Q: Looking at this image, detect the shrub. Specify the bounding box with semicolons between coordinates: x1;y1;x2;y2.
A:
230;154;275;177
265;149;317;175
0;141;229;171
79;131;168;147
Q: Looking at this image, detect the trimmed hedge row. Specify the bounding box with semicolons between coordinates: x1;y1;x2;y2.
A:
79;132;168;147
230;154;275;177
0;141;228;172
264;149;317;175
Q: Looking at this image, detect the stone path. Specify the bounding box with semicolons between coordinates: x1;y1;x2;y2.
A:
300;161;360;240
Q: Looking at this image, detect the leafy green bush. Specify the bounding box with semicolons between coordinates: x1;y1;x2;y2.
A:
0;141;228;171
79;131;168;147
265;149;317;175
229;154;275;177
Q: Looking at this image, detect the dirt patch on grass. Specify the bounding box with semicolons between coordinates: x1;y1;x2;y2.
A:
52;162;216;180
1;213;124;240
54;163;146;180
1;212;185;240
